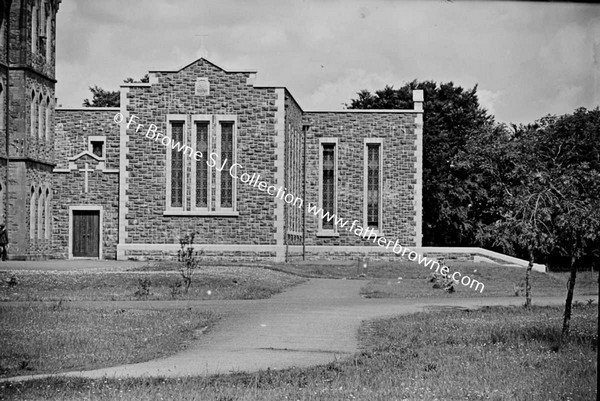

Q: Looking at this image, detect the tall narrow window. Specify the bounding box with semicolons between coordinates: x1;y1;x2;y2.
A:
220;121;234;209
321;143;336;231
366;143;381;230
0;83;4;132
29;187;36;240
37;188;43;239
45;97;51;140
195;121;209;208
38;94;44;139
45;11;52;59
44;188;51;240
31;4;37;53
30;91;36;137
0;183;4;223
170;121;184;208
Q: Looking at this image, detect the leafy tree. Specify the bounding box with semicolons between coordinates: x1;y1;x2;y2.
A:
82;85;120;107
457;108;600;314
533;108;600;338
83;75;149;107
124;74;149;83
348;81;493;246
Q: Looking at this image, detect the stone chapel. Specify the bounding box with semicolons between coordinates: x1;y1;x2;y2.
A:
1;0;424;261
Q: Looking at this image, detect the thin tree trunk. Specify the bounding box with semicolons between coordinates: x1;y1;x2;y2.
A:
524;249;533;308
561;254;577;340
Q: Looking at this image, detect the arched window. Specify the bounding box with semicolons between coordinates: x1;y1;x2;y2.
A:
44;188;51;240
30;91;36;137
0;183;4;223
0;82;4;132
45;96;51;140
45;5;52;60
31;3;37;53
29;187;36;240
0;2;5;52
37;187;43;239
38;93;44;139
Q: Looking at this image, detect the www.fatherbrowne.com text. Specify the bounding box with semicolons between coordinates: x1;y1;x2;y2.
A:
114;113;485;293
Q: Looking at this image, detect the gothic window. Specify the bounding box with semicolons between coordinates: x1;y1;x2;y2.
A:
31;3;37;53
38;93;44;139
30;91;36;137
319;140;337;233
192;119;210;209
45;12;52;60
37;187;43;239
44;188;51;240
219;121;234;209
0;183;4;223
0;82;4;132
45;96;51;140
29;187;36;239
39;0;46;52
0;2;4;52
365;141;382;231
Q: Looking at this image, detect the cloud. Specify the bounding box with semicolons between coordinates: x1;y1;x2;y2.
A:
304;68;396;110
55;0;599;124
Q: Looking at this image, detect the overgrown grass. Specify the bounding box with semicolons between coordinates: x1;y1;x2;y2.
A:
0;304;218;378
1;304;596;400
0;267;305;302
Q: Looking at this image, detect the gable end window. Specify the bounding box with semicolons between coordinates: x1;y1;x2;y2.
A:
164;114;238;216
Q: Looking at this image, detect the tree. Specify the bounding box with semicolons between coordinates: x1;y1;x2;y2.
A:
348;81;493;246
123;74;149;83
82;75;149;107
458;122;556;307
82;85;120;107
457;108;600;313
177;233;202;294
533;108;600;338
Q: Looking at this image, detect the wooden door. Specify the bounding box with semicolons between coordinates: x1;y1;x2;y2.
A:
72;210;100;257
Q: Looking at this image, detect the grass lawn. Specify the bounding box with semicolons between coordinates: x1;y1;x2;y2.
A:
361;263;599;299
0;303;218;379
264;259;598;298
2;304;596;400
0;266;305;302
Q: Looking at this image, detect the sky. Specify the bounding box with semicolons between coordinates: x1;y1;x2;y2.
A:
55;0;600;124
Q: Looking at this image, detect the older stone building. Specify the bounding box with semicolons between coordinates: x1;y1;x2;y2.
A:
1;0;424;261
0;0;60;260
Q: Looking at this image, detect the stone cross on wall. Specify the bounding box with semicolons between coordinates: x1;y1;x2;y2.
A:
81;162;94;193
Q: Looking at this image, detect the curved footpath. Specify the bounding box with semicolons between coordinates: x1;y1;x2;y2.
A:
2;278;595;382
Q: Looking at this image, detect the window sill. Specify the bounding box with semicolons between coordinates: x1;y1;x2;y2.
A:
163;211;240;217
316;231;339;238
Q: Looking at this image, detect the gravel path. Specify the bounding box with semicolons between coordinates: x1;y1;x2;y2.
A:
2;277;594;382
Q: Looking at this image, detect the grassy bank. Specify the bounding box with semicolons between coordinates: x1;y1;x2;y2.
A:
0;303;218;378
264;259;598;298
361;264;599;298
0;266;305;302
2;304;596;400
